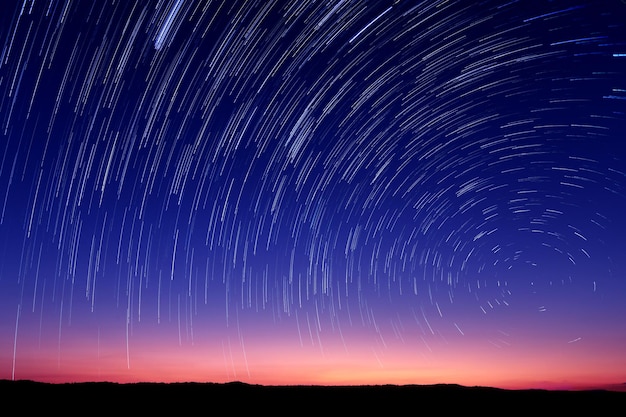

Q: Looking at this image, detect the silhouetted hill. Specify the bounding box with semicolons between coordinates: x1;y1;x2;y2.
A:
2;379;624;413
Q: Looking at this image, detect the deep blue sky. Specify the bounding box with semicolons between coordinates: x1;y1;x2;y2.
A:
1;0;625;388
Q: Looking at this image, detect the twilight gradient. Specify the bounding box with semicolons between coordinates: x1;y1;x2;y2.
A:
1;0;626;391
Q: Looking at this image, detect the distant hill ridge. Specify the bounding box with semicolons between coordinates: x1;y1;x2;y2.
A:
3;378;624;413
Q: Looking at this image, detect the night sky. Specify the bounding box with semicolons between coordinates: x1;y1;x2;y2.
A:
1;0;626;390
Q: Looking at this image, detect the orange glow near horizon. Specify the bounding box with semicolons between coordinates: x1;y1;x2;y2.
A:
4;324;625;392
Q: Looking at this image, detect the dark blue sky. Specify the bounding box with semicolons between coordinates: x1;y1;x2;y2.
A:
1;0;625;388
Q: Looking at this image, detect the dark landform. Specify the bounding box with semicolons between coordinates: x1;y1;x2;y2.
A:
3;379;625;412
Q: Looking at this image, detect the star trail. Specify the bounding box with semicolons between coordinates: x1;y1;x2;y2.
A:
1;0;625;389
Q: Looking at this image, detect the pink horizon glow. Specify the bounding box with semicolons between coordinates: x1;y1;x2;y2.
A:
3;322;625;392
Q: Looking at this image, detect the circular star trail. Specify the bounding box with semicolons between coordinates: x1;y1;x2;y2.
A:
1;1;625;387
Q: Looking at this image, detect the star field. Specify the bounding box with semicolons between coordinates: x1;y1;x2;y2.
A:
1;0;625;389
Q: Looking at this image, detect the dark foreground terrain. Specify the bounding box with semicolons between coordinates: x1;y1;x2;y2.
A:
3;379;625;413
